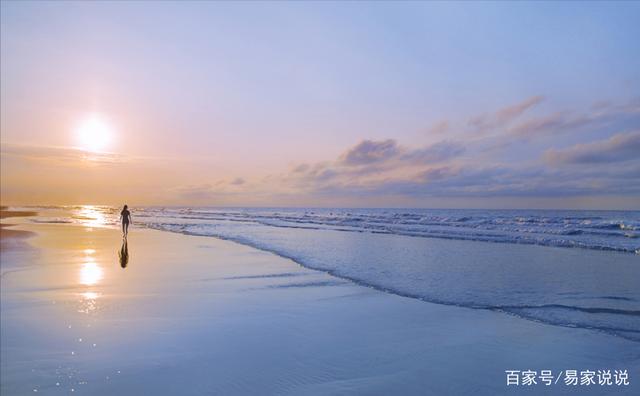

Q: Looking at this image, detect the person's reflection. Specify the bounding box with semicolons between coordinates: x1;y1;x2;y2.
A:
119;239;129;268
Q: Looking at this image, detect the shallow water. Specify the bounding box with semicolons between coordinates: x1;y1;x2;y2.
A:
29;206;640;253
4;223;637;395
27;206;640;341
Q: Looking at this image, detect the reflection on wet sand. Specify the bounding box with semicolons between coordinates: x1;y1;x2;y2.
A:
81;291;100;300
78;248;104;316
80;261;104;286
80;259;104;286
119;239;129;268
78;291;101;314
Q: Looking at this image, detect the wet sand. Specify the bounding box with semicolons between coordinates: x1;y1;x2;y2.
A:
0;208;38;219
1;221;638;395
0;208;36;251
1;223;36;239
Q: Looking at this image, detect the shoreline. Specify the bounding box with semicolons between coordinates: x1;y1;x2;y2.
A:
165;226;640;343
0;210;38;219
3;209;639;340
0;208;37;250
5;205;640;254
150;216;640;344
1;221;638;394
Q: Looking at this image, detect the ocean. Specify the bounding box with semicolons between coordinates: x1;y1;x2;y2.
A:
29;206;640;341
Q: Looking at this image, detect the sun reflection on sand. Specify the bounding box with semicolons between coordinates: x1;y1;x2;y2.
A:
78;248;103;315
78;292;101;314
81;291;100;300
80;261;104;286
78;243;105;314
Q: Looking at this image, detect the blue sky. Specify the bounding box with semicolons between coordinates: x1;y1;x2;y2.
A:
1;1;639;208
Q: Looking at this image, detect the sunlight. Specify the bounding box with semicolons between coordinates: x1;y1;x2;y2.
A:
75;114;113;152
80;261;104;286
81;291;100;300
74;205;109;228
78;291;101;314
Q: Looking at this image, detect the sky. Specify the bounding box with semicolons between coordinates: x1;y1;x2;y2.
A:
1;1;639;209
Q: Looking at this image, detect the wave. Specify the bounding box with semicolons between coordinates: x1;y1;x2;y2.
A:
31;219;73;224
26;206;640;341
147;222;640;342
136;207;640;254
498;304;640;317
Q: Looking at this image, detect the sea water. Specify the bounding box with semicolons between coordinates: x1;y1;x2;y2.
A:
31;206;640;341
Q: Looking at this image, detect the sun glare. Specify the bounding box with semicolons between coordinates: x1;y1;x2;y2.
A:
76;115;113;152
80;261;104;286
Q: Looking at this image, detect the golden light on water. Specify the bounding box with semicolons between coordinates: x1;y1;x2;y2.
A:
75;205;109;228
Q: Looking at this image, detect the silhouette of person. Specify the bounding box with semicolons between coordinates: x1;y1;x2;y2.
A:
119;204;132;237
119;239;129;268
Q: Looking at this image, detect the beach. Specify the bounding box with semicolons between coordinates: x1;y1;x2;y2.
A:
1;210;638;395
0;208;37;250
2;0;640;394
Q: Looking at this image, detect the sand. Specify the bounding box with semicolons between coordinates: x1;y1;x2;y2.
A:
0;209;37;251
1;221;638;395
0;209;38;219
0;224;36;239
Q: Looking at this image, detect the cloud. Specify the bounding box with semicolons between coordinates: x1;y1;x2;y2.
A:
10;95;628;206
162;97;640;206
509;99;640;138
496;96;544;123
292;164;310;173
508;110;612;138
287;139;466;188
0;143;126;166
470;96;543;130
338;138;465;168
545;131;640;164
171;183;217;200
170;179;249;201
417;166;459;182
289;162;339;185
323;162;640;199
401;141;465;164
279;121;640;201
340;139;400;166
427;120;449;135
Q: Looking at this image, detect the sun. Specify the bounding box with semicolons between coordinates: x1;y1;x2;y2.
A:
75;115;113;152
